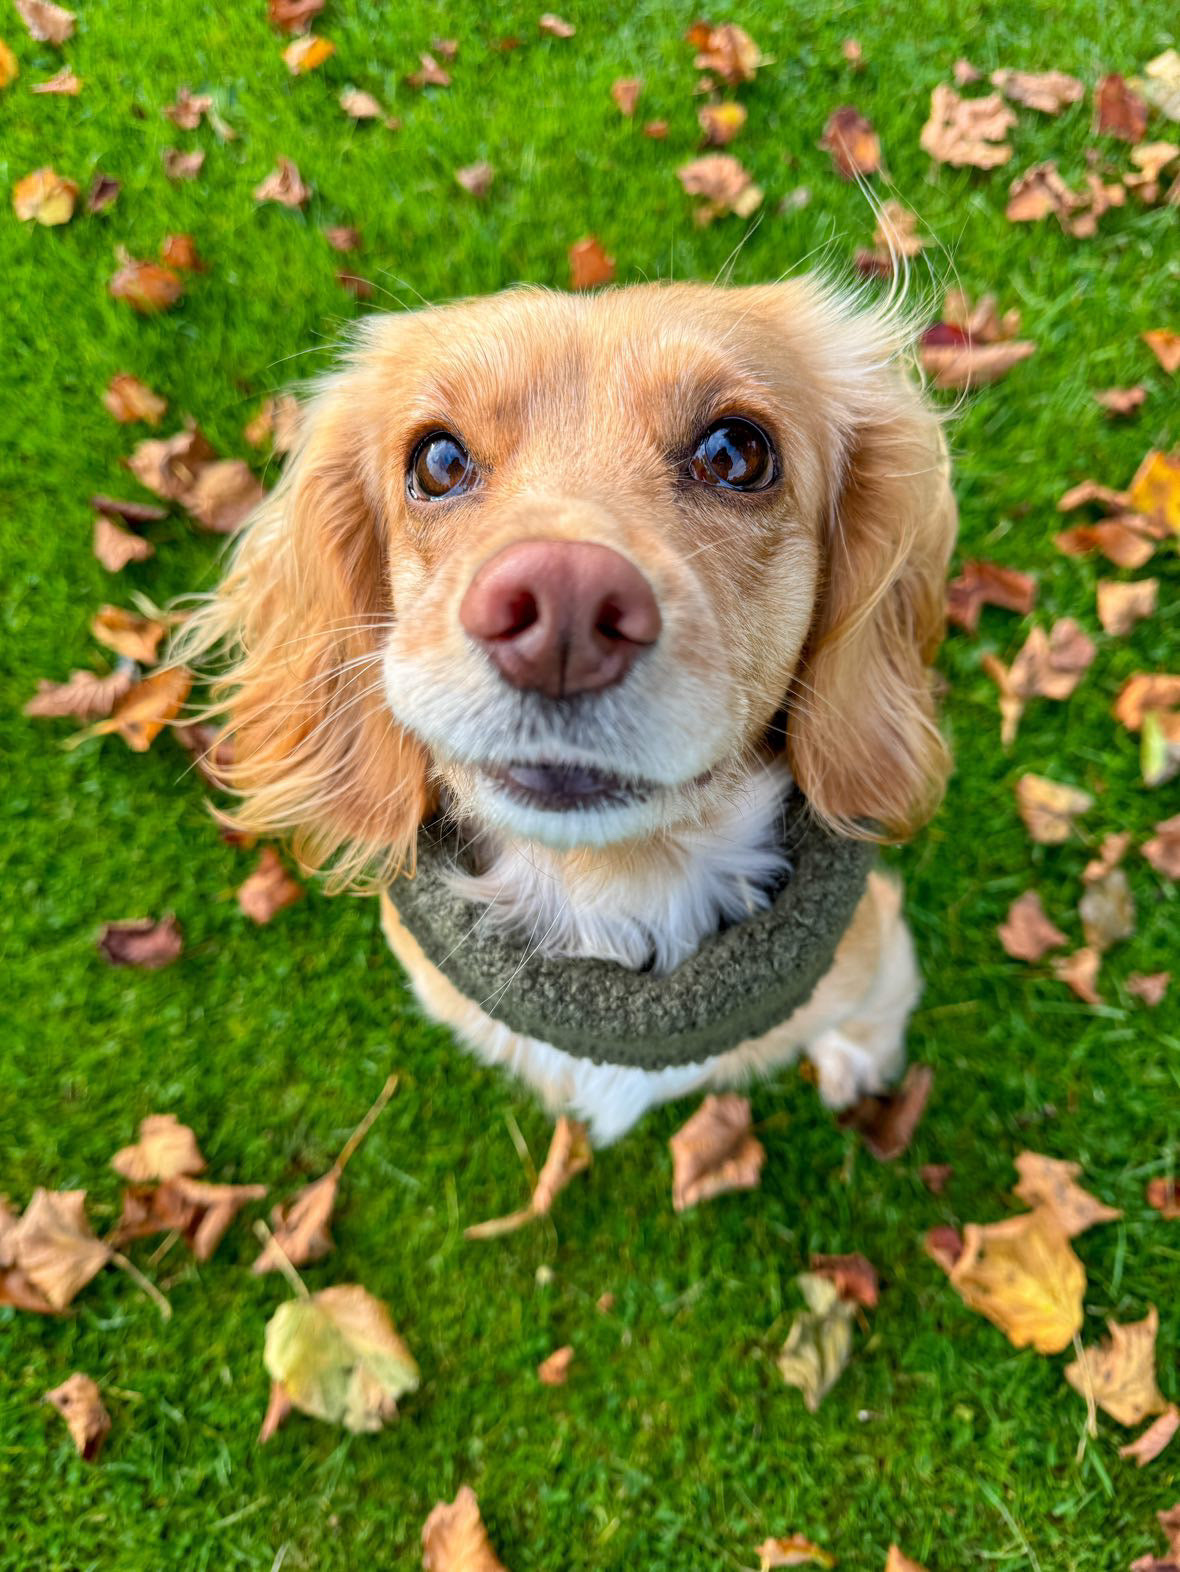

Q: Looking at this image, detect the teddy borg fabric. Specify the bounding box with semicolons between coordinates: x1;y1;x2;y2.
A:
387;792;877;1071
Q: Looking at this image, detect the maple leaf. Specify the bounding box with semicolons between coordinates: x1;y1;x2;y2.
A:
1066;1307;1168;1427
1095;385;1147;417
820;106;881;177
1012;1152;1121;1237
98;916;184;970
103;374;167;426
777;1272;855;1412
25;666;133;720
946;559;1036;634
687;22;764;84
537;1345;574;1385
466;1116;591;1240
253;158;310;207
262;1282;419;1435
668;1093;765;1210
1129;973;1170;1007
86;666;192;752
14;0;74;45
284;34;335;73
1015;774;1092;844
12;166;78;225
677;153;763;221
1097;579;1158;635
237;847;303;923
948;1209;1085;1353
43;1374;110;1461
109;253;184;313
837;1064;933;1160
422;1486;509;1572
10;1189;111;1310
920;84;1015;168
990;68;1083;114
568;235;614;290
756;1535;835;1569
810;1251;879;1309
1094;72;1148;142
699;101;747;147
1121;1405;1180;1467
1143;814;1180;879
998;891;1067;963
611;77;642;117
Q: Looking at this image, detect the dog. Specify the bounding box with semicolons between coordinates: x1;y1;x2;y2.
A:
182;280;956;1145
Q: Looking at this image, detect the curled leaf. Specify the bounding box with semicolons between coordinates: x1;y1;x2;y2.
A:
948;1209;1085;1353
44;1374;110;1461
87;666;192;752
422;1485;509;1572
668;1094;765;1211
10;1190;111;1310
537;1345;574;1385
12;166;78;225
112;1113;205;1181
1015;774;1092;844
920;84;1014;168
777;1273;855;1412
466;1116;591;1239
98;916;183;970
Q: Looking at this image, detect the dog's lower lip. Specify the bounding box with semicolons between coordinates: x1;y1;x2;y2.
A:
483;761;652;811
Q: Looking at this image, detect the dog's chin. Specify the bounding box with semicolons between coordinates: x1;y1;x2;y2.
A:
460;761;696;849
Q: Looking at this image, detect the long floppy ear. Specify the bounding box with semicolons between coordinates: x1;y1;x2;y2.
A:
788;366;956;841
175;385;430;889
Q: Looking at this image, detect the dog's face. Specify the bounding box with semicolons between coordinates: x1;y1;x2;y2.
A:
189;281;956;881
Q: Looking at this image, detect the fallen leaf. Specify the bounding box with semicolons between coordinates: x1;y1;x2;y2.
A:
948;1208;1085;1353
1053;946;1104;1005
810;1251;879;1309
44;1374;110;1461
263;1283;419;1434
268;0;322;31
85;173;120;214
112;1113;204;1182
837;1064;933;1161
1095;72;1148;142
1084;832;1132;883
885;1551;929;1572
946;560;1036;634
284;34;334;72
1058;478;1132;512
10;1190;111;1310
1066;1308;1167;1426
920;1163;953;1193
537;1344;574;1385
14;0;74;45
127;424;216;500
182;459;264;533
168;1176;269;1260
1114;675;1180;731
668;1093;765;1210
98;916;183;970
1079;867;1135;951
0;39;15;87
91;606;165;664
1006;158;1126;236
687;21;764;85
162;148;205;181
777;1272;855;1412
1121;1405;1180;1466
568;234;615;290
12;166;78;225
920;84;1015;168
160;233;206;272
756;1535;836;1569
1147;1177;1180;1218
841;37;863;68
1055;520;1158;570
1095;386;1147;417
820;106;881;178
422;1486;508;1572
337;269;372;300
253;158;310;207
643;119;668;139
90;494;168;525
88;666;192;752
163;87;212;128
872;199;923;259
677;153;763;221
699;101;747;147
25;667;133;720
1129;449;1180;528
919;336;1035;389
1136;48;1180;123
991;68;1083;114
1015;774;1093;844
1130;973;1170;1006
986;618;1096;743
998;891;1068;963
406;52;451;89
109;253;184;313
244;394;301;452
0;1264;58;1313
1126;142;1180;201
31;66;80;94
925;1224;964;1273
1097;579;1158;635
611;77;642;116
1013;1151;1121;1236
103;374;167;426
455;161;494;198
539;12;574;37
1142;715;1180;788
172;720;233;786
466;1116;592;1239
238;847;303;923
1142;814;1180;879
339;87;383;119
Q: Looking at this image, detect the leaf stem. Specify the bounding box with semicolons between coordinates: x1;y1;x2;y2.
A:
330;1072;399;1178
110;1250;172;1320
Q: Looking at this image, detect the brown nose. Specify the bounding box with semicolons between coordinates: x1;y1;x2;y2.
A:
459;540;661;699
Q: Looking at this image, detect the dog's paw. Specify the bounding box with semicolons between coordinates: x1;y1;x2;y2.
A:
808;1027;901;1110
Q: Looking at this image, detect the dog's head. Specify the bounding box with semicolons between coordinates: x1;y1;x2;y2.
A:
186;280;956;883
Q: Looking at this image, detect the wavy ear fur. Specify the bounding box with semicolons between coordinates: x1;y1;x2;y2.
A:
175;387;429;888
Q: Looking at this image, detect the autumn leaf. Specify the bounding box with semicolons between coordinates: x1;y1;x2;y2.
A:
243;394;300;453
687;21;764;85
339;87;383;119
12;166;78;225
160;233;207;272
948;1208;1085;1354
406;52;451;89
86;666;193;753
990;68;1083;113
699;101;747;147
422;1486;509;1572
14;0;74;45
668;1093;765;1211
1136;48;1180;121
262;1282;419;1435
167;1176;269;1261
539;12;574;37
1015;774;1092;844
466;1116;591;1240
253;158;310;207
568;235;614;290
162;148;205;181
1142;814;1180;879
998;891;1067;963
1097;578;1158;635
925;1224;965;1273
25;666;133;720
284;34;334;72
1114;674;1180;731
109;253;185;313
1094;72;1148;142
91;606;165;665
777;1272;855;1412
837;1064;933;1161
537;1345;574;1385
90;494;168;526
127;424;216;500
1012;1152;1121;1237
237;847;303;923
183;460;265;533
1066;1307;1168;1427
1121;1405;1180;1467
32;66;80;94
98;915;183;970
946;559;1036;634
1056;520;1158;570
920;1163;953;1194
1079;867;1135;951
810;1251;879;1309
268;0;323;31
1126;142;1180;202
984;618;1095;743
1129;449;1180;529
756;1535;835;1569
1129;973;1170;1007
677;153;763;221
112;1113;205;1181
162;86;211;128
1095;386;1147;417
885;1551;929;1572
44;1374;110;1461
611;77;642;117
454;161;494;198
0;39;18;87
820;106;881;177
9;1190;111;1310
103;375;167;429
919;333;1035;390
1053;945;1103;1005
920;84;1015;168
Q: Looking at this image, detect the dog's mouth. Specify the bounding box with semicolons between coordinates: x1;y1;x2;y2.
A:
480;760;657;812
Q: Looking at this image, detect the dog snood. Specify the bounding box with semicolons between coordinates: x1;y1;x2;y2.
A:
386;790;878;1071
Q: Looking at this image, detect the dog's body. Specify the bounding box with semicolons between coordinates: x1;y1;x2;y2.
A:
183;280;955;1144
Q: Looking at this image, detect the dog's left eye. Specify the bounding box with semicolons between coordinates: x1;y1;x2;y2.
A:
408;431;477;500
688;418;776;491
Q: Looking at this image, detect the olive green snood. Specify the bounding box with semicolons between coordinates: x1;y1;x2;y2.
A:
388;792;876;1071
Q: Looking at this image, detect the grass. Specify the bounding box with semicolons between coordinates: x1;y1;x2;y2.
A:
1;1;1179;1567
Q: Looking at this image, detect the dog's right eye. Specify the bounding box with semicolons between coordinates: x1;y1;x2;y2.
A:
408;431;477;500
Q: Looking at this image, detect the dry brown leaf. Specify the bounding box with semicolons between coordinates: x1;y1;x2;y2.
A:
991;68;1083;114
1129;449;1180;531
539;12;575;37
163;87;212;128
406;52;451;89
920;1163;953;1193
920;84;1015;168
841;37;863;68
25;667;133;720
643;119;668;139
1097;578;1158;635
337;269;373;300
810;1251;879;1309
111;1179;201;1247
160;233;207;272
32;66;80;94
611;77;642;117
946;559;1036;634
948;1208;1085;1353
1079;867;1135;950
1114;675;1180;731
1083;832;1132;883
986;618;1095;743
268;0;323;31
699;101;747;147
253;1172;338;1272
1095;72;1148;142
162;148;205;181
91;606;165;665
0;39;16;88
12;166;78;225
182;459;264;533
756;1535;835;1569
568;235;615;290
925;1224;964;1273
103;374;167;426
172;720;233;786
537;1344;574;1385
284;34;334;73
1015;774;1092;844
339;87;383;119
1095;386;1147;417
14;0;74;44
820;105;881;177
1129;973;1170;1007
1142;331;1180;377
253;158;310;207
11;1190;111;1310
1135;48;1180;122
0;1264;59;1313
44;1374;110;1461
1056;520;1158;570
1066;1308;1167;1426
677;153;763;221
89;494;168;525
837;1064;933;1160
98;916;183;970
1142;814;1180;879
668;1093;765;1211
455;161;494;197
687;21;764;85
998;891;1067;963
168;1176;269;1260
109;253;184;313
1126;142;1180;202
872;199;923;259
127;424;216;499
237;847;303;923
112;1113;204;1182
777;1273;855;1412
85;173;120;213
1013;1151;1121;1236
257;1381;292;1443
1121;1405;1180;1466
244;393;300;452
88;666;192;752
1058;478;1132;512
422;1486;509;1572
919;334;1035;389
1053;945;1104;1005
1147;1177;1180;1217
465;1116;591;1239
885;1551;929;1572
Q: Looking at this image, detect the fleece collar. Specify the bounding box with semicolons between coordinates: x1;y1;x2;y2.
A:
388;791;876;1071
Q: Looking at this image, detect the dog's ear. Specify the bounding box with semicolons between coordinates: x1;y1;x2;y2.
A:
787;362;956;841
176;384;430;888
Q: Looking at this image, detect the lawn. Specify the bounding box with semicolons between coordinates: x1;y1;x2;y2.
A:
2;1;1179;1568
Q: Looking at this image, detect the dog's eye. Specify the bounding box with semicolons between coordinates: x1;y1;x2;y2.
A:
688;418;776;491
408;431;477;500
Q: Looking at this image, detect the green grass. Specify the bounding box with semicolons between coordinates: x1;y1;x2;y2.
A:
2;2;1179;1567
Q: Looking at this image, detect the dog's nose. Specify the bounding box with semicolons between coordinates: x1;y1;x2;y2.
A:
459;540;661;699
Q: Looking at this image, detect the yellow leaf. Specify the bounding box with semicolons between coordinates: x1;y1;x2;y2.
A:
776;1273;856;1411
948;1209;1085;1354
1065;1307;1168;1427
0;39;19;87
283;33;335;72
87;666;192;752
1013;1152;1121;1236
1128;449;1180;535
12;166;78;225
112;1113;206;1183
